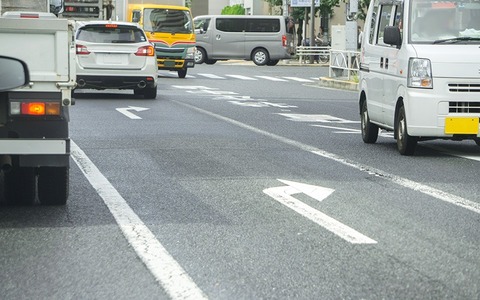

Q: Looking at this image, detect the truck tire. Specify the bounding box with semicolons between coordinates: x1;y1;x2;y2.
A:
396;105;417;155
4;167;36;205
178;69;187;78
38;167;69;205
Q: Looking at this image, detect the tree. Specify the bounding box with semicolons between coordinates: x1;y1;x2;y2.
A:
221;4;246;15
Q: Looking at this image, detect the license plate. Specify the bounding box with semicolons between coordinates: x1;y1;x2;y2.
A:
445;117;479;134
101;54;127;65
164;60;175;67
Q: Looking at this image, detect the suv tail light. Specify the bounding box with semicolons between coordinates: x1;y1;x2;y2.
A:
135;45;155;57
76;44;90;55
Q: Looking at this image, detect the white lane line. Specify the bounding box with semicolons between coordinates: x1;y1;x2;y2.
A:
197;73;225;79
71;141;208;300
254;76;288;82
282;77;315;83
225;74;258;80
173;101;480;216
425;144;480;162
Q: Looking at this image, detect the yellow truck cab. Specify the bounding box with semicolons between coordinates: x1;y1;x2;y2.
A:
128;4;195;78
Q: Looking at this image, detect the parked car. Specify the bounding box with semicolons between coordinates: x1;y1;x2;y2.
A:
75;20;158;99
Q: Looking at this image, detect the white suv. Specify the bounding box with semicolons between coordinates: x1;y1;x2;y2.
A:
75;21;158;99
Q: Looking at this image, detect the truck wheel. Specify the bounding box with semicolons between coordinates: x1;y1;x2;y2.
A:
360;100;379;143
38;167;69;205
474;138;480;147
143;86;157;99
178;69;187;78
194;48;206;64
4;167;36;205
396;105;417;155
252;48;269;66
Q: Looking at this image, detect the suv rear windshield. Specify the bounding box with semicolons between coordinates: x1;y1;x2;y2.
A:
76;25;147;43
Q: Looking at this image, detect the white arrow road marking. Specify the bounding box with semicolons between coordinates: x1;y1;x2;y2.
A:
264;179;377;244
71;141;207;300
116;106;150;120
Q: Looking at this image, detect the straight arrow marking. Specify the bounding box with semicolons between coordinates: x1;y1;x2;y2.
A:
264;179;377;244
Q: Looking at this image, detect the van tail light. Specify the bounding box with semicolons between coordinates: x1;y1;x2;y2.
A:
76;44;90;55
135;45;155;56
282;35;287;47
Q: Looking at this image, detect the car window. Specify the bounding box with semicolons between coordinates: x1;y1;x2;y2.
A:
77;25;147;43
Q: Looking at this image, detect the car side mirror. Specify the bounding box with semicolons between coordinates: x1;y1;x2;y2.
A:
384;26;402;48
0;56;30;92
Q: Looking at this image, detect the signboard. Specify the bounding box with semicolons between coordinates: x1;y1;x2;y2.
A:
291;0;320;7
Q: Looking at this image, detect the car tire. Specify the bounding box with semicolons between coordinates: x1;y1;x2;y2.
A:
178;69;187;78
205;59;217;65
396;105;417;155
360;100;379;143
252;48;269;66
38;167;69;205
143;86;157;99
4;167;36;205
266;59;279;66
194;48;206;64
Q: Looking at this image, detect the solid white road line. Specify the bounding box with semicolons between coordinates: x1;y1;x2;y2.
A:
225;74;258;80
197;73;225;79
282;77;315;83
173;101;480;216
254;76;288;82
71;141;208;300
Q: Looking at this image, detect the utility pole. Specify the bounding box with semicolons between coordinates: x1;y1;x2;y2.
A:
309;0;316;63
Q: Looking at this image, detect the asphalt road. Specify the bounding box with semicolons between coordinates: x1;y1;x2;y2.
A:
1;62;479;299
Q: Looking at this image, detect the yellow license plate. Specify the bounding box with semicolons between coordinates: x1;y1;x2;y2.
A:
445;117;479;134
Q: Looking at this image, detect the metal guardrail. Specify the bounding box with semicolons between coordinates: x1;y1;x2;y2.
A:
295;46;331;64
328;49;361;81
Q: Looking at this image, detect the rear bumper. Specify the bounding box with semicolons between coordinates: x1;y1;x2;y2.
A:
75;75;157;90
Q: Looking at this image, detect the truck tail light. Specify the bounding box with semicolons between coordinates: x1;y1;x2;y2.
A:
76;44;90;55
10;102;61;116
135;45;155;56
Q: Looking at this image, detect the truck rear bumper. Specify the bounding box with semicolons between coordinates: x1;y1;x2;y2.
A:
0;139;69;155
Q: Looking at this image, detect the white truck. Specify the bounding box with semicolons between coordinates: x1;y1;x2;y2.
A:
0;0;76;205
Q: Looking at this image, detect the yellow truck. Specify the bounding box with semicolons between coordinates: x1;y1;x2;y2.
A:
128;3;195;78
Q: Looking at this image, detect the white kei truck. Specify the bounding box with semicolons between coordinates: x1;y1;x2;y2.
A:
0;5;76;205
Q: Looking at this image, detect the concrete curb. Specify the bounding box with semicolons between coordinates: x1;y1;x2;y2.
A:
318;76;359;91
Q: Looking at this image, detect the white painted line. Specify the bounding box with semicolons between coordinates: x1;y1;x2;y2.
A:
255;76;288;82
282;77;315;83
225;74;258;80
174;101;480;216
425;144;480;162
71;141;208;300
264;185;377;244
197;73;225;79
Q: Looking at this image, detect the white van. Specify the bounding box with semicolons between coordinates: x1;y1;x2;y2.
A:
193;15;294;66
359;0;480;155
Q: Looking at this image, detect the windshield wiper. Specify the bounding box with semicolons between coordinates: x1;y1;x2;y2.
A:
433;37;480;44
